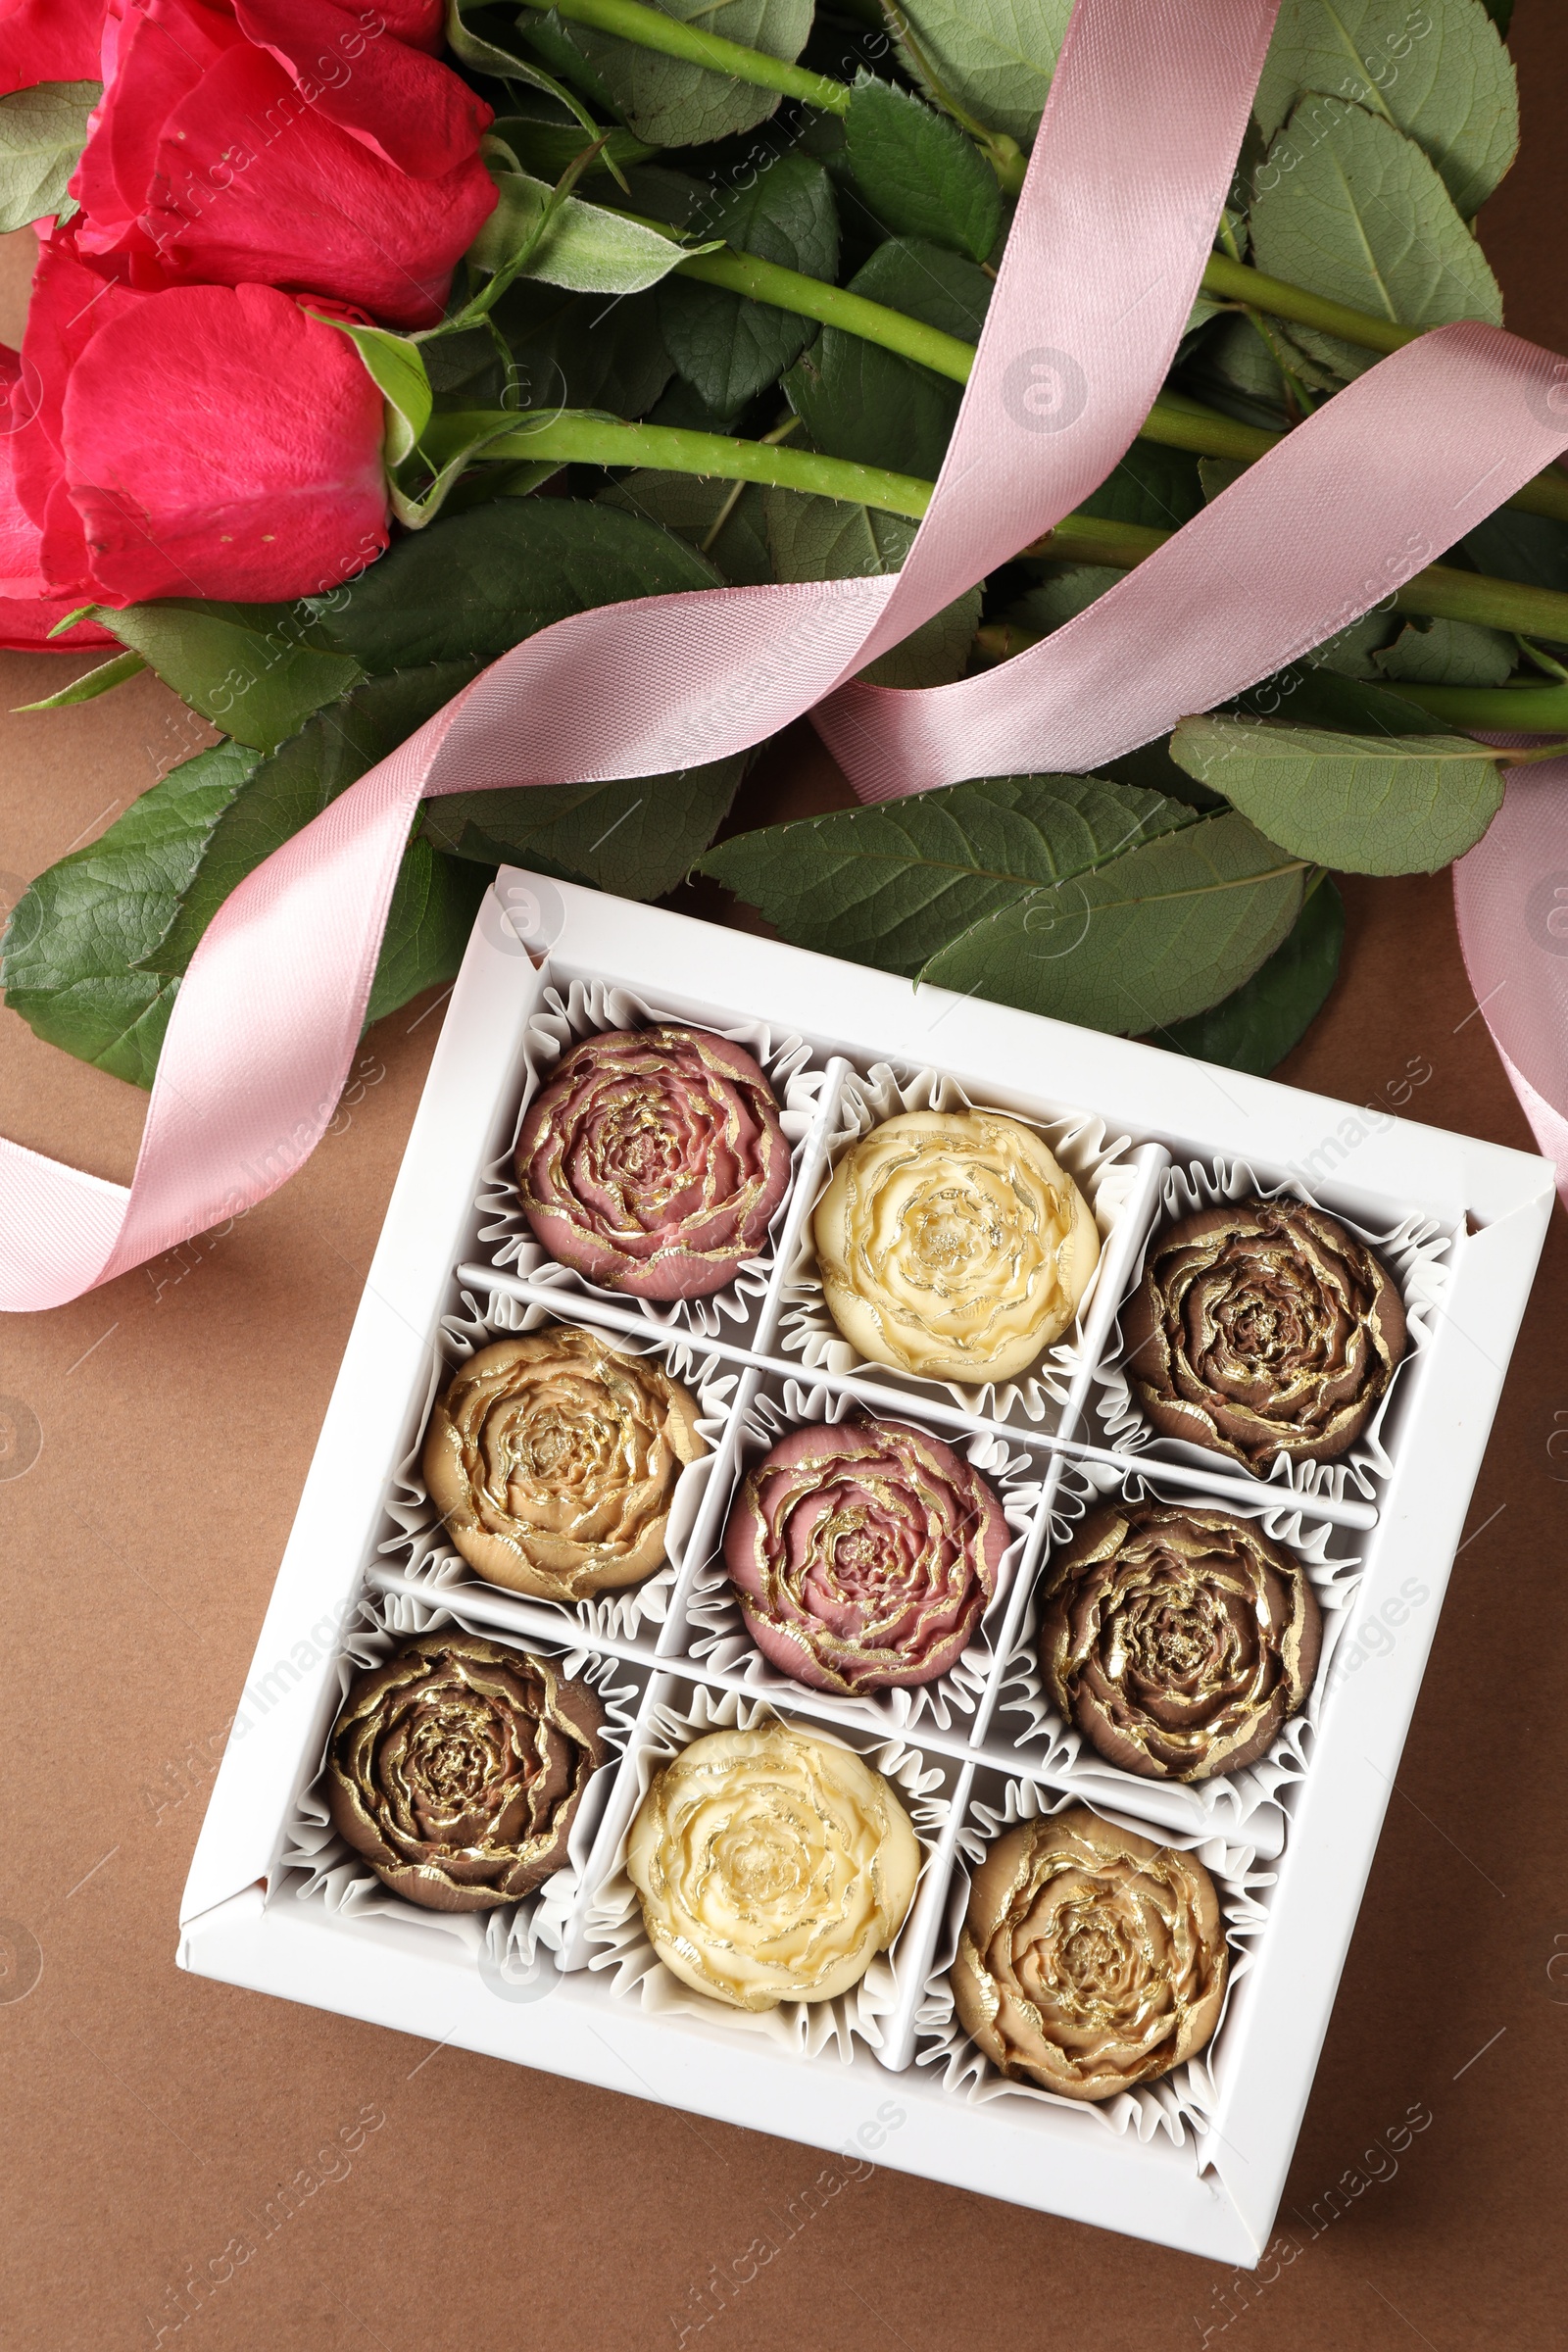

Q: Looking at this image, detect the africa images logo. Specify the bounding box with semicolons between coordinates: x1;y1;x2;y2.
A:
1001;346;1089;434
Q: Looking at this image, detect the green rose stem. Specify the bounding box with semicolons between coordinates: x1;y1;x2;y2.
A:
668;248;1568;526
505;0;1568;521
457;410;1568;643
515;0;854;118
974;614;1568;735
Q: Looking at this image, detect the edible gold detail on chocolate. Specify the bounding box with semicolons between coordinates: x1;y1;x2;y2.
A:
812;1110;1100;1384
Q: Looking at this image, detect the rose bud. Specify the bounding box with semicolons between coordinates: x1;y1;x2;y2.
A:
326;1633;607;1913
422;1326;706;1603
951;1807;1227;2100
5;230;388;605
68;0;495;329
626;1721;921;2010
1122;1198;1406;1468
812;1109;1100;1384
1038;1501;1322;1782
0;0;103;93
724;1417;1007;1694
515;1025;791;1302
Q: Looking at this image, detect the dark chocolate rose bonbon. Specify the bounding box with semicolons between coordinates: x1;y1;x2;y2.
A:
326;1634;606;1913
723;1417;1007;1694
515;1025;791;1301
1038;1502;1321;1782
1122;1198;1406;1468
951;1808;1227;2100
422;1326;705;1602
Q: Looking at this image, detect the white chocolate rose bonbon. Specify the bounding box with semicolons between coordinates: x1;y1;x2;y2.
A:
626;1722;921;2010
812;1109;1100;1383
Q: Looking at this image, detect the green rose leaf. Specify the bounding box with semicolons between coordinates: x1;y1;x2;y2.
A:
1169;712;1504;873
700;773;1195;977
894;0;1070;144
1079;444;1204;533
918;809;1306;1033
597;470;774;584
1;741;260;1085
1373;615;1516;686
1;670;499;1088
1250;97;1501;380
784;236;990;479
471;165;716;294
658;152;840;415
843;77;1003;261
1161;877;1345;1074
489;105;657;183
0;80;99;232
495;274;674;418
307;498;721;673
1253;0;1518;219
151;665;483;974
423;757;743;900
81;602;366;753
761;488;980;686
554;0;814;147
1243;664;1452;735
321;320;432;466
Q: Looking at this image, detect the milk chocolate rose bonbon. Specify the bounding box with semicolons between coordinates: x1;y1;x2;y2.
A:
423;1327;705;1602
812;1110;1100;1384
326;1634;606;1913
515;1025;791;1301
952;1808;1227;2100
1122;1199;1406;1467
724;1417;1007;1694
1038;1503;1322;1782
626;1722;921;2010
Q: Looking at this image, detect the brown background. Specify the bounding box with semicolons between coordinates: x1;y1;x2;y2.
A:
3;8;1567;2347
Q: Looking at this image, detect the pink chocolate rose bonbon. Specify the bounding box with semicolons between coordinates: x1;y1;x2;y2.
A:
724;1416;1007;1694
514;1025;791;1302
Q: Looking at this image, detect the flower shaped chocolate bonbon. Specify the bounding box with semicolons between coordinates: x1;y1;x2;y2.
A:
326;1634;607;1913
626;1722;921;2010
951;1808;1227;2100
812;1109;1101;1384
423;1327;705;1601
1038;1502;1322;1782
515;1024;790;1301
1122;1197;1406;1467
724;1417;1007;1694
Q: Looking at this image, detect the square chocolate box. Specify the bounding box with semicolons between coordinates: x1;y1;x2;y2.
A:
180;873;1550;2264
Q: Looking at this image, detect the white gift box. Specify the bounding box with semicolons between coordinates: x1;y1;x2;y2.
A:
179;870;1551;2265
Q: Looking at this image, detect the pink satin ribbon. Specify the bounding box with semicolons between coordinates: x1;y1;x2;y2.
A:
1454;753;1568;1208
3;0;1565;1311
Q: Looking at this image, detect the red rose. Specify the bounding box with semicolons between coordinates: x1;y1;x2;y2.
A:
0;347;117;650
8;230;388;604
0;0;103;96
72;0;495;329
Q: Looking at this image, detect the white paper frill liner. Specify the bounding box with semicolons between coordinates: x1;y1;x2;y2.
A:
679;1374;1044;1739
1092;1156;1450;1505
776;1057;1141;1426
915;1779;1270;2153
581;1685;956;2064
376;1289;739;1643
474;972;826;1341
278;1587;644;1987
988;1470;1365;1846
